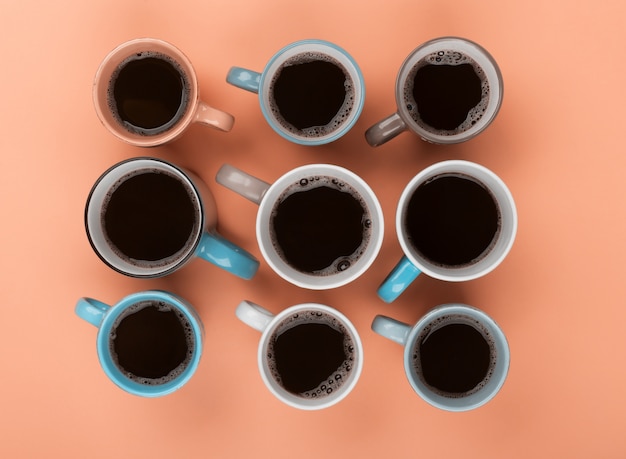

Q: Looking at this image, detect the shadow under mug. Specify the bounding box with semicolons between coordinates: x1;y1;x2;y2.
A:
75;290;204;397
226;39;365;145
372;304;510;411
365;36;503;147
236;300;363;410
85;157;259;279
93;38;234;147
216;163;384;289
378;160;517;302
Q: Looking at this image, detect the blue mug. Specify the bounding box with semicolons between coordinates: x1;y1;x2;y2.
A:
85;157;259;279
75;290;203;397
227;39;365;145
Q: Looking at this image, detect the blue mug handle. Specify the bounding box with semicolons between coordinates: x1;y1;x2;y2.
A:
75;298;110;327
196;232;259;280
227;67;262;93
377;255;422;303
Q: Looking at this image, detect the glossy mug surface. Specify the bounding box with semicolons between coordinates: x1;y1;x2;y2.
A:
75;290;204;397
93;38;234;146
227;39;365;145
85;157;259;279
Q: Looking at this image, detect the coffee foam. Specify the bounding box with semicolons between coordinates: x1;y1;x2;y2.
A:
412;314;497;398
109;300;196;386
101;168;201;271
266;310;356;399
403;50;490;136
269;52;355;138
106;51;191;136
269;175;373;276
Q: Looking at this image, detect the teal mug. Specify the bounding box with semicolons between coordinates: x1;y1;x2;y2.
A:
75;290;204;397
85;157;259;279
227;39;365;145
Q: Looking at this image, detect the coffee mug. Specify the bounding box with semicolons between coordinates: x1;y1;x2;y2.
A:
85;157;259;279
378;160;517;302
372;304;509;411
226;39;365;145
365;37;503;147
93;38;234;147
75;290;204;397
216;163;384;289
236;300;363;410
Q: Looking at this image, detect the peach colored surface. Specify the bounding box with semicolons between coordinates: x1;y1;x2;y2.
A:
2;0;625;457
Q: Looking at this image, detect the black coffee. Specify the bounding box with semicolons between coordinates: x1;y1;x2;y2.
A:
404;50;488;135
414;317;495;396
102;169;199;268
405;173;499;267
268;311;355;398
110;300;195;385
270;53;354;137
108;52;190;135
270;176;371;275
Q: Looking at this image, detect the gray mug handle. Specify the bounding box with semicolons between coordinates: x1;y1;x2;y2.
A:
365;112;407;147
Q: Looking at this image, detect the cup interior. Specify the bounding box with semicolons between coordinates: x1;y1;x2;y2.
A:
259;40;365;145
256;164;384;289
85;158;204;278
397;160;516;282
93;38;199;146
395;36;503;144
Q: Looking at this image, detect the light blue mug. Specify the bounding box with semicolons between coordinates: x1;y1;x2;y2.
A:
226;39;365;145
85;157;259;279
75;290;204;397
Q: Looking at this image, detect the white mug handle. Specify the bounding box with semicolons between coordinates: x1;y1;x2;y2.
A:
216;164;270;205
236;300;275;332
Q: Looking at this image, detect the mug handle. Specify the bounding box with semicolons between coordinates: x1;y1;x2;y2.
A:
196;232;259;280
377;255;422;303
75;298;110;327
193;100;235;132
215;164;271;205
227;67;262;93
365;112;408;147
371;315;411;345
235;300;275;332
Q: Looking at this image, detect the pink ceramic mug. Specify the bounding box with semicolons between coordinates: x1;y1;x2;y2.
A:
93;38;234;147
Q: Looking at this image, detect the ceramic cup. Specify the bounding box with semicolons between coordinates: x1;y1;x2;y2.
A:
236;300;363;410
93;38;234;146
85;157;259;279
75;290;204;397
227;39;365;145
365;37;503;147
372;304;510;411
378;160;516;302
216;163;384;289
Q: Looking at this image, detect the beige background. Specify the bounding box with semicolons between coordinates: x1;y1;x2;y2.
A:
2;0;625;457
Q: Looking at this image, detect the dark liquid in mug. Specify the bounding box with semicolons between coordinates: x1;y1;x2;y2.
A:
268;311;356;398
108;53;190;135
110;300;195;384
271;177;371;275
405;174;499;267
270;53;354;137
102;170;198;267
416;321;493;395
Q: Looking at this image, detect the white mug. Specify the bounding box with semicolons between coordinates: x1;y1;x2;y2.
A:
216;163;384;289
378;160;517;302
236;300;363;410
372;304;510;411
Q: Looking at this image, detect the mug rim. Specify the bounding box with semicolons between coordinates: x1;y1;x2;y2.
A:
258;39;365;145
394;36;504;144
402;303;510;411
395;160;517;282
95;290;204;397
256;303;363;410
84;157;205;278
92;37;200;147
255;163;384;289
